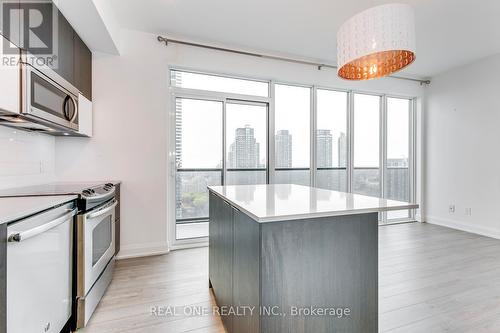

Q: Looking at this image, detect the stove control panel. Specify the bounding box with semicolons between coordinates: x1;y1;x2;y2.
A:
82;184;115;198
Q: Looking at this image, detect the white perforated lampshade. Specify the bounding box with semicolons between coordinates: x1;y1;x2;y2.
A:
337;4;416;80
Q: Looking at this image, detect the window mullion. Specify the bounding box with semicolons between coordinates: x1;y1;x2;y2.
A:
311;86;318;187
381;95;388;223
268;82;276;184
222;99;227;185
410;98;417;219
347;91;354;193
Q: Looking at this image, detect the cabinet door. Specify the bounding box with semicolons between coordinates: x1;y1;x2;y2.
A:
208;193;233;331
232;210;260;333
209;193;221;291
55;10;74;84
0;35;21;115
73;33;92;100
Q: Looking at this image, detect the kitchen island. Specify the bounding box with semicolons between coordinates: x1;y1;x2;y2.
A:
208;184;418;333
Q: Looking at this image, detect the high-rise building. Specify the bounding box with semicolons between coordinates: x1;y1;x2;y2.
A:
387;158;409;168
228;125;261;168
175;97;183;219
317;129;333;168
175;99;183;168
338;132;347;167
386;158;410;201
275;130;292;168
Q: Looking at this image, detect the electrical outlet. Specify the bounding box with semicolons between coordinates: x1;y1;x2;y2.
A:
449;205;455;213
465;208;472;216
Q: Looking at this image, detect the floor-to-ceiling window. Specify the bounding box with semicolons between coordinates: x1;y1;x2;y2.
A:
174;98;223;240
315;89;348;192
353;93;382;197
385;97;412;221
171;70;270;241
274;84;311;186
170;69;417;244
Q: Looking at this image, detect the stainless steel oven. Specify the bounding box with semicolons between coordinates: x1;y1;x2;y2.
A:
20;57;79;131
75;184;117;328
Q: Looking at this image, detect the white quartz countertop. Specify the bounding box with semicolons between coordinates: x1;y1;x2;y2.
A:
0;195;78;225
208;184;419;223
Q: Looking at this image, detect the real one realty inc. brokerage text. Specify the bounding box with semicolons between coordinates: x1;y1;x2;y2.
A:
151;305;352;319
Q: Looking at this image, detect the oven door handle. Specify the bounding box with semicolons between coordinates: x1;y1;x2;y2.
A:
8;208;77;242
87;200;118;219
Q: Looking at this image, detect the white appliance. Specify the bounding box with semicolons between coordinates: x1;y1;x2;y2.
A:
7;202;76;333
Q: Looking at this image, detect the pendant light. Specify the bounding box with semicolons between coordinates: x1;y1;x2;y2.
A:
337;4;416;80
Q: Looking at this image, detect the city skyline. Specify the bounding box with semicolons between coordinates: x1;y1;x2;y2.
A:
176;119;409;221
227;125;351;169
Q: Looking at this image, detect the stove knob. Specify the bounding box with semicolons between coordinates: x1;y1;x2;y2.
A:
82;189;92;196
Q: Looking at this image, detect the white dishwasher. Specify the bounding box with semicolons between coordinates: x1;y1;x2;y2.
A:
6;202;76;333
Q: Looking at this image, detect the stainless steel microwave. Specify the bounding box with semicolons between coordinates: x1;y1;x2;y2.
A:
20;57;79;131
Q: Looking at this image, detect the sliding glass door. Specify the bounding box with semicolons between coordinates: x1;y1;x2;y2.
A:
175;98;223;240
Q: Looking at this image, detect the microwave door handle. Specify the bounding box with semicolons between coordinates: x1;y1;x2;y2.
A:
63;95;78;122
69;95;78;122
8;208;77;242
87;200;118;219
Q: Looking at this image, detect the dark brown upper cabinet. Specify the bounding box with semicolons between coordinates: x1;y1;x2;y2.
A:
56;12;74;85
56;6;93;101
73;33;92;100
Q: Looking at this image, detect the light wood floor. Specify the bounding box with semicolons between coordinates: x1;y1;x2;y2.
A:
81;223;500;333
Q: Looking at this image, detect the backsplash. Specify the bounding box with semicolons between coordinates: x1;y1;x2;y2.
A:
0;125;55;190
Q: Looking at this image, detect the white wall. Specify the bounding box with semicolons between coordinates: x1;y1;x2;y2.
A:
55;29;426;258
0;126;55;189
425;54;500;238
55;30;170;259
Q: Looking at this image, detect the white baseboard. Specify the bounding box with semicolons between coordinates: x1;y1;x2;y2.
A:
426;215;500;240
170;241;208;251
116;241;170;260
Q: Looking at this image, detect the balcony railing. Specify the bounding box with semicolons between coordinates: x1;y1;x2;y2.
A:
175;167;411;224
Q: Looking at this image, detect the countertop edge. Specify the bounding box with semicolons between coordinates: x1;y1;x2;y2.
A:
208;187;419;223
209;189;262;222
0;195;78;225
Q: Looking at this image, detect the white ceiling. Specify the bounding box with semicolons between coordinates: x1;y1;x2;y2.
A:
109;0;500;79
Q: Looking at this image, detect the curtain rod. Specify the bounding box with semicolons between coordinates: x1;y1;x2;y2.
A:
157;36;430;85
